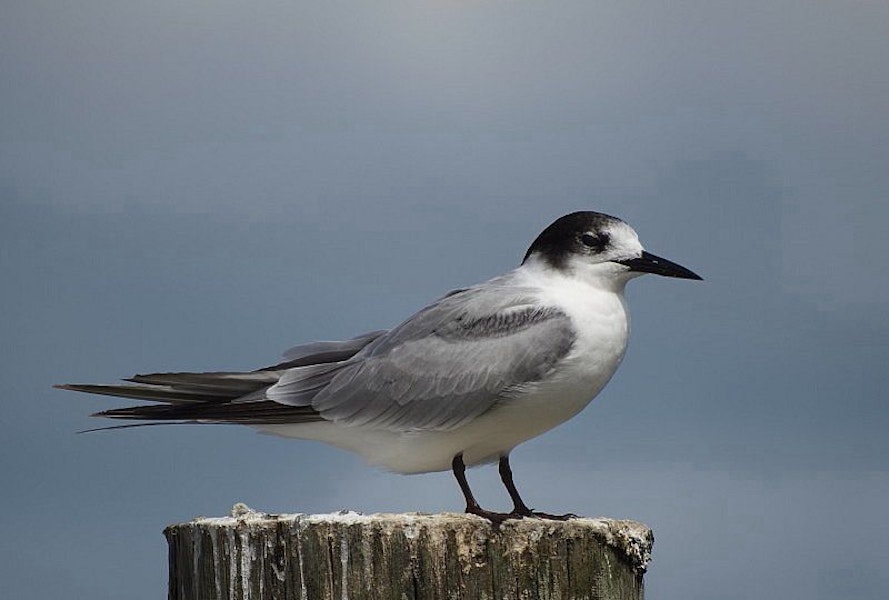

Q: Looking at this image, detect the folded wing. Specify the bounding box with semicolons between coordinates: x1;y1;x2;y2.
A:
268;285;576;431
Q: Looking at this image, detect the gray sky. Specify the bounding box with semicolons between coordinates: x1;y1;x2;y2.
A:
2;2;887;598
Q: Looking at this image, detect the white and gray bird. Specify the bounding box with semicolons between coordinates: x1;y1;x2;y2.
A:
57;211;701;523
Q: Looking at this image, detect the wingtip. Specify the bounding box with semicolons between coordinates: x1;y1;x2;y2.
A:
54;383;103;394
77;421;191;433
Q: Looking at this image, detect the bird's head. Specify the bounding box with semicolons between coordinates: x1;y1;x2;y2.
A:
522;211;703;287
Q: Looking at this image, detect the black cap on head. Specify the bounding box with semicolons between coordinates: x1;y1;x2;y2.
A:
522;211;621;268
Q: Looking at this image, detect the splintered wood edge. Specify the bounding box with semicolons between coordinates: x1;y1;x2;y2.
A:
166;503;654;574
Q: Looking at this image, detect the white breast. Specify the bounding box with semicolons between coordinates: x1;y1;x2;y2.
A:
453;274;631;459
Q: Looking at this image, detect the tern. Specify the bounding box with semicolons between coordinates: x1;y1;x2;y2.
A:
57;211;701;523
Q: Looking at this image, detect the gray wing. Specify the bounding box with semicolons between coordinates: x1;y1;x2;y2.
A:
262;330;388;371
268;285;575;431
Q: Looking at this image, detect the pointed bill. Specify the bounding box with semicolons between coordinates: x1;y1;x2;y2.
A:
617;251;703;280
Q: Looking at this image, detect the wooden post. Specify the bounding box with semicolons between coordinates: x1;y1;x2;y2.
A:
165;503;652;600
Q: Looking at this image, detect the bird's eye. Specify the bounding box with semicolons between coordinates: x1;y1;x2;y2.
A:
581;233;606;249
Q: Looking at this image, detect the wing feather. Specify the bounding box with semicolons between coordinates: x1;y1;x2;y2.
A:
268;285;576;431
263;330;387;370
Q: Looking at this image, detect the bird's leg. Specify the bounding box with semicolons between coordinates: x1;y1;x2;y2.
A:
498;454;534;516
498;455;576;520
451;454;513;526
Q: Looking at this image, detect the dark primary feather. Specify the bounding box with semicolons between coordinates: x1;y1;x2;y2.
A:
94;399;321;424
55;382;223;404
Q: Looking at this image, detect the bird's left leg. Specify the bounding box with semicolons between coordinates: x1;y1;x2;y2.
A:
498;455;576;520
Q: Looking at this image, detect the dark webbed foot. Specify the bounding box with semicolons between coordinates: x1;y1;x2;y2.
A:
509;506;577;520
465;506;517;526
466;506;577;526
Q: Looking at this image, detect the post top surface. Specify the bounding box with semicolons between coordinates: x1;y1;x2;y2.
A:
169;503;654;573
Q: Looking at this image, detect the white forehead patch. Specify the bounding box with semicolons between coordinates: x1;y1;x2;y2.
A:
603;220;644;261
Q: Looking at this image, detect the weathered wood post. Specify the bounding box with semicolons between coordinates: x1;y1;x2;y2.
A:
165;503;652;600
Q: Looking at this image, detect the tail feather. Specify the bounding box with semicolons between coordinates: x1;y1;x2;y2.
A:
58;366;335;426
57;368;281;406
57;333;384;428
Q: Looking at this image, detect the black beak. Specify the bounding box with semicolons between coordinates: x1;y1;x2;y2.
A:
617;251;703;280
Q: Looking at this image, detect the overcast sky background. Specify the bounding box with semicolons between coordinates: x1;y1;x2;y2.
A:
2;2;887;598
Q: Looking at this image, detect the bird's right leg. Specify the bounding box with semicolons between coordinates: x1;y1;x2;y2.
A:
498;455;576;521
451;454;513;526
